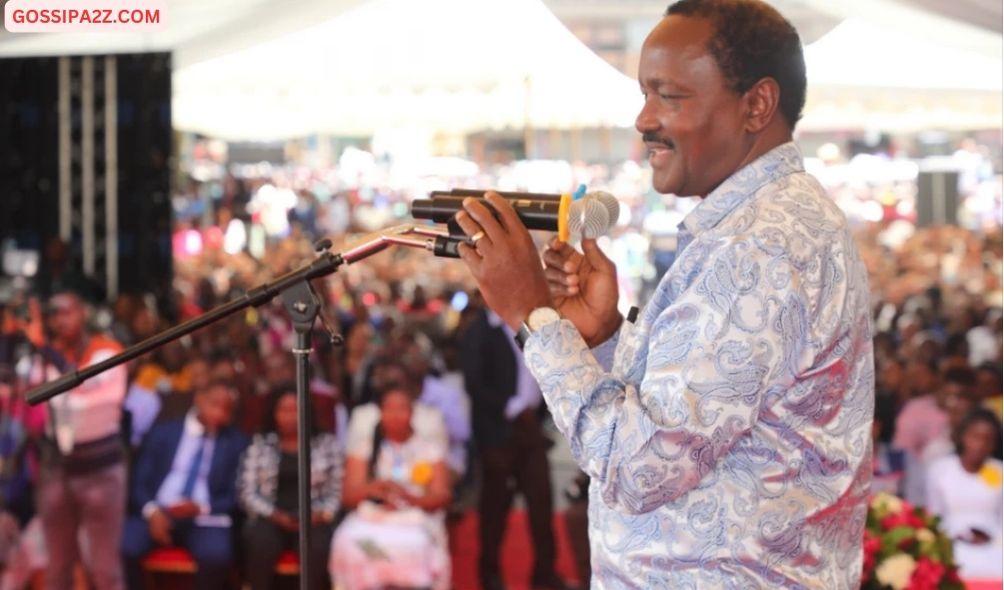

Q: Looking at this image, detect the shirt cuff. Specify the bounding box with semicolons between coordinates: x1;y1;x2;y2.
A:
524;318;592;384
590;328;621;373
142;502;161;519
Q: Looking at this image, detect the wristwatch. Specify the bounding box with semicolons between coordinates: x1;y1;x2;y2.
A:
515;307;561;349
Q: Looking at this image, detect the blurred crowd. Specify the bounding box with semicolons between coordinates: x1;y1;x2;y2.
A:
0;137;1001;589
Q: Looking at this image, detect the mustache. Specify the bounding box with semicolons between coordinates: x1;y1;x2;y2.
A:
642;133;674;148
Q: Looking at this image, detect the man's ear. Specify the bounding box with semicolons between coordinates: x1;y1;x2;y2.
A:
743;77;781;133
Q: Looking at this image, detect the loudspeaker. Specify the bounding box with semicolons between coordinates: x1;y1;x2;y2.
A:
916;170;959;227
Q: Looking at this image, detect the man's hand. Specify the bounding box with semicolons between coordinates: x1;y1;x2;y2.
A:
147;509;173;546
164;500;201;520
270;509;299;532
455;192;552;330
542;237;622;347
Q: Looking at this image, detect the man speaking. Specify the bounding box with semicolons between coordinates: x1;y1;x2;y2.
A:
452;0;873;588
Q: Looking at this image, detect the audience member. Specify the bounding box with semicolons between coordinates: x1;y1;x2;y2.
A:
122;381;248;590
330;384;452;590
926;409;1003;579
460;307;567;590
239;384;342;590
37;289;128;590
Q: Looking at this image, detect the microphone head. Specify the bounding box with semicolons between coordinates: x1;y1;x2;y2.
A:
567;197;611;241
585;191;621;227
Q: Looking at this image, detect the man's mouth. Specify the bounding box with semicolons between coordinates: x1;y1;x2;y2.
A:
645;140;674;164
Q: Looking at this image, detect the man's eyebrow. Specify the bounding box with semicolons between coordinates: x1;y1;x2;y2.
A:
640;77;691;92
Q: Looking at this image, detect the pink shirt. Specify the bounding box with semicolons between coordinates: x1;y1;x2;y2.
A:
893;394;949;457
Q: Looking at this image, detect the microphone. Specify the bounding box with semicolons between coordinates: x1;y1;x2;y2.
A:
411;190;617;241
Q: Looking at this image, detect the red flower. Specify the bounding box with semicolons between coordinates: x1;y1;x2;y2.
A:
881;510;926;531
862;532;881;581
907;557;945;590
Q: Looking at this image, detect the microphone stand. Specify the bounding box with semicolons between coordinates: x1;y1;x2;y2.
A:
24;224;460;590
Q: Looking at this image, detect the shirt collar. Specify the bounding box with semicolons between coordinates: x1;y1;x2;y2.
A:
184;410;207;437
680;141;804;237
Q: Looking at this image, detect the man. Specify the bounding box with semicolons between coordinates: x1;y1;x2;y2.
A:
453;0;874;587
122;380;248;589
460;306;565;590
37;289;128;590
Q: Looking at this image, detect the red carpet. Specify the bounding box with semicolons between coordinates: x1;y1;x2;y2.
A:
448;510;581;590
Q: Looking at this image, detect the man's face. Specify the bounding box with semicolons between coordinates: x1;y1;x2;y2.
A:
186;359;211;393
47;294;85;343
636;15;749;197
194;385;235;433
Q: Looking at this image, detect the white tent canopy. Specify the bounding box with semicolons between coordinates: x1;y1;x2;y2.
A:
801;18;1002;131
173;0;642;140
805;18;1002;91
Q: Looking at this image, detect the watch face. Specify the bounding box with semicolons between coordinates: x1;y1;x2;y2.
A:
528;307;560;331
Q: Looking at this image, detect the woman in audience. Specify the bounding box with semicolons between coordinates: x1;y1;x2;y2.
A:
329;383;452;590
239;384;343;590
926;408;1003;579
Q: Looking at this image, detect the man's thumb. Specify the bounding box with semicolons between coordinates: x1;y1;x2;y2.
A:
581;239;614;271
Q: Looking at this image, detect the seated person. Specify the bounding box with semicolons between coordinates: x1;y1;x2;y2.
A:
330;383;452;590
926;408;1003;579
239;383;343;590
402;341;471;479
346;358;450;472
121;380;248;590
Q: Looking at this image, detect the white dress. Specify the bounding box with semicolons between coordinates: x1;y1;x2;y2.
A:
925;455;1003;579
329;427;450;590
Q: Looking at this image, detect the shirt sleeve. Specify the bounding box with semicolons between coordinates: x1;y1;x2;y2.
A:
68;348;128;409
415;405;450;457
314;434;344;515
524;238;818;515
345;405;379;461
891;403;921;456
237;437;276;518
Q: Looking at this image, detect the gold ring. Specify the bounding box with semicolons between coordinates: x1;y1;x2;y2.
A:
470;230;485;244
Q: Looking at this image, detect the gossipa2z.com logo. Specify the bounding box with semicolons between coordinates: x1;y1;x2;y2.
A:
5;0;167;33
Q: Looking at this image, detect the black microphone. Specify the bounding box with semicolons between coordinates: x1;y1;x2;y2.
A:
411;190;618;241
412;196;562;231
433;189;562;202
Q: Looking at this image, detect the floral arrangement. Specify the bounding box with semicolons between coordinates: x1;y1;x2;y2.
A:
862;492;964;590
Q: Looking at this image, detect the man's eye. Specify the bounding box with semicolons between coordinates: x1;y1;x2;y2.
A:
660;94;684;100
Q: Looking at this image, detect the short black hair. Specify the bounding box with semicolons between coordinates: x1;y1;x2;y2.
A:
262;382;321;437
665;0;807;128
954;407;1003;457
943;367;977;388
196;378;238;399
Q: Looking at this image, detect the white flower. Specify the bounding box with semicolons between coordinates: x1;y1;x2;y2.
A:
873;492;904;514
916;528;936;544
876;554;917;590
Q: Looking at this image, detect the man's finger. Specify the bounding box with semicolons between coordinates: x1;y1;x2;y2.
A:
581;239;616;273
545;267;579;287
485;191;523;233
457;242;483;275
454;211;493;248
548;236;578;255
546;281;579;297
543;247;580;271
462;198;507;244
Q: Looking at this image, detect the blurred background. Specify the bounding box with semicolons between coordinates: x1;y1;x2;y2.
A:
0;1;1001;589
0;0;1001;316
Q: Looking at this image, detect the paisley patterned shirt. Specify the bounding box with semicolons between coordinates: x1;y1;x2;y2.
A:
525;142;874;589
